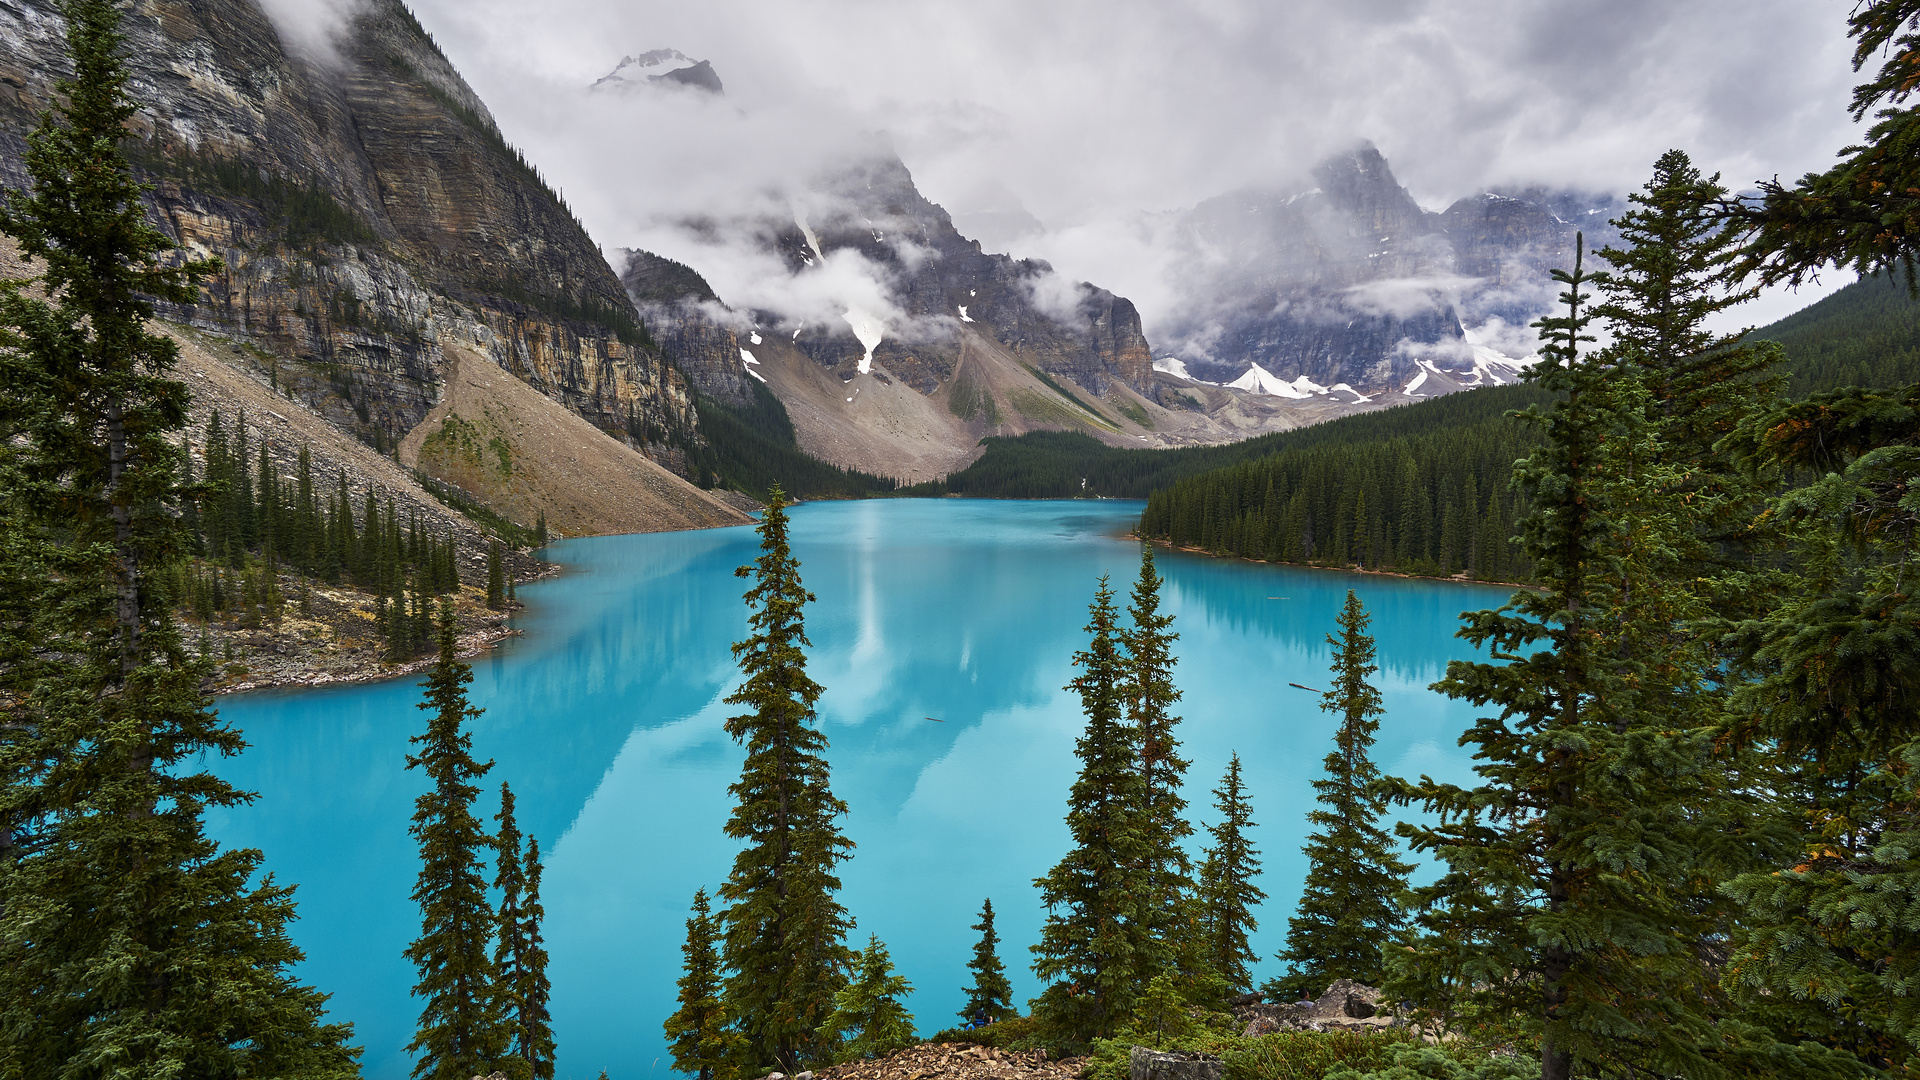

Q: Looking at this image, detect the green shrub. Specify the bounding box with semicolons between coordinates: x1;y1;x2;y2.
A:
1087;1029;1432;1080
926;1015;1044;1051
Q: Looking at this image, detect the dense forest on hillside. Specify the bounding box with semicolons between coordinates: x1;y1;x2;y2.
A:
1133;273;1920;579
900;384;1556;501
1759;271;1920;396
1137;413;1540;581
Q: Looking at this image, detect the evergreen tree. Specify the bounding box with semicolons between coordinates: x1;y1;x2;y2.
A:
0;1;358;1074
1120;548;1194;978
518;836;555;1080
818;935;917;1063
958;898;1016;1025
405;601;507;1079
1273;592;1410;999
494;782;553;1080
1715;346;1920;1064
1030;576;1154;1051
1196;753;1264;993
717;487;854;1073
1381;242;1842;1080
1728;0;1920;291
487;539;506;610
666;888;738;1080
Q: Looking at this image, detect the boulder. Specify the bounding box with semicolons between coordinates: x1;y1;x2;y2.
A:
1128;1046;1223;1080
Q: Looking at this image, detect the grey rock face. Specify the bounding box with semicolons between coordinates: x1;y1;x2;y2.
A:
1158;142;1620;394
625;152;1154;402
1129;1047;1224;1080
0;0;699;463
1233;979;1390;1036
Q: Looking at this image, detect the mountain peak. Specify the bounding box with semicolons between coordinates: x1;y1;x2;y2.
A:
592;49;724;95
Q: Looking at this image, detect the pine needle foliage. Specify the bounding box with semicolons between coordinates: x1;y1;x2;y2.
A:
1121;548;1196;977
718;487;855;1074
1030;576;1156;1052
487;540;506;611
1711;49;1920;1051
1197;753;1264;993
667;888;739;1080
960;898;1017;1025
1381;238;1853;1080
517;837;555;1080
1272;592;1410;1000
1727;0;1920;291
493;784;554;1080
405;602;507;1079
819;935;918;1063
0;2;358;1075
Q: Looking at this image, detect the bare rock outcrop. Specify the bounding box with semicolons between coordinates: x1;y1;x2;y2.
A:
1233;980;1394;1036
1128;1046;1223;1080
791;1043;1085;1080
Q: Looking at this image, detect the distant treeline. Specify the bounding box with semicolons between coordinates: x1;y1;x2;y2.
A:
1759;271;1920;397
1138;406;1540;581
1134;274;1920;577
903;383;1556;502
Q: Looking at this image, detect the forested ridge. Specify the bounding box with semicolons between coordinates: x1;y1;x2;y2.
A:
683;380;901;499
1136;272;1920;579
1759;271;1920;396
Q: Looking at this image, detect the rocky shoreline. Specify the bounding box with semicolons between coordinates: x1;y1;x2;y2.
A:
193;563;557;697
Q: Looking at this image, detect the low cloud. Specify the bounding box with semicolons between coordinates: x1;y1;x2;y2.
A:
1342;275;1482;321
401;0;1866;352
256;0;364;65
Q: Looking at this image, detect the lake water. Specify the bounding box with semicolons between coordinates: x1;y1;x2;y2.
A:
203;499;1513;1080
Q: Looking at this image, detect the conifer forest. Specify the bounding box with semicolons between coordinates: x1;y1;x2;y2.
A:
4;2;1920;1080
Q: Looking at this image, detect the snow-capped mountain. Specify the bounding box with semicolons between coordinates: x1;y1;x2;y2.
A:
1153;142;1619;395
592;49;724;95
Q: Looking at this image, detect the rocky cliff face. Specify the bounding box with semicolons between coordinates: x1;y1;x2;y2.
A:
628;153;1155;408
0;0;698;464
1160;143;1619;392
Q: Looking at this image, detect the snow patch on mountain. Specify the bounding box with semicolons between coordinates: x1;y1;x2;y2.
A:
1153;357;1199;381
1228;362;1316;398
843;308;884;373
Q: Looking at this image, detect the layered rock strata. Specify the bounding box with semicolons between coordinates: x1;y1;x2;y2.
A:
0;0;701;471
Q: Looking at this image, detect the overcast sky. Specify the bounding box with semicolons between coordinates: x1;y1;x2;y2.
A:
387;0;1869;329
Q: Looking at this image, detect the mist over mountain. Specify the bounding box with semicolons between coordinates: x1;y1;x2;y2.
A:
599;51;1618;421
1150;144;1621;391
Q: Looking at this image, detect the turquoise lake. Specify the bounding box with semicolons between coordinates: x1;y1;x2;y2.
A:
203;499;1514;1080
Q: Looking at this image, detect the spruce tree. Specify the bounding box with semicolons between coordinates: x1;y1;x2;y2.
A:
405;601;507;1079
1710;23;1920;1068
1727;0;1920;291
0;1;358;1074
518;836;555;1080
818;935;917;1063
494;783;553;1080
1196;753;1264;993
1030;576;1154;1051
488;539;506;610
1380;242;1845;1080
958;898;1016;1025
1120;548;1194;979
666;888;738;1080
1274;592;1410;999
718;487;854;1073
